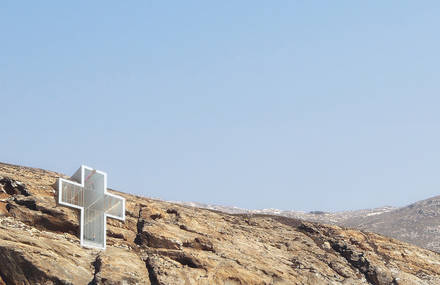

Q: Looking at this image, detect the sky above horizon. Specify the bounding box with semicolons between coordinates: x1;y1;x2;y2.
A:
1;1;440;212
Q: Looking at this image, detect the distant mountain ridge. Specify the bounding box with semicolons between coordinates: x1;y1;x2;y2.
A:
343;195;440;252
175;197;440;252
173;200;396;224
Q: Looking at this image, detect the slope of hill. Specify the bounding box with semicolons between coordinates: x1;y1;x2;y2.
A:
1;162;440;285
179;196;440;253
342;195;440;253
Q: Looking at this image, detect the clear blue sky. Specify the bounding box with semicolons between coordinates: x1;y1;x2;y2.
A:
1;1;440;212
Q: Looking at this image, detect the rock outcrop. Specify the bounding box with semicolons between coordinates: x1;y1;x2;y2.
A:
1;162;440;285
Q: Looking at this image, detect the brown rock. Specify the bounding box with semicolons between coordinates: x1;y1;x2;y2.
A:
91;247;151;285
0;202;8;216
0;217;94;284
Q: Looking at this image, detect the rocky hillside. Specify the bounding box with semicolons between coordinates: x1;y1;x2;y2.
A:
181;196;440;253
1;163;440;285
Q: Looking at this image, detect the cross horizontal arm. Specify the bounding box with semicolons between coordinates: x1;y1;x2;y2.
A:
59;179;84;208
104;194;125;220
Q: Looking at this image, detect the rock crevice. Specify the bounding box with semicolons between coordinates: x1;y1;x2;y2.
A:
88;254;102;285
145;257;160;285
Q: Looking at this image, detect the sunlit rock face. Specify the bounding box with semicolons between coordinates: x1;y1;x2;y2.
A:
1;162;440;285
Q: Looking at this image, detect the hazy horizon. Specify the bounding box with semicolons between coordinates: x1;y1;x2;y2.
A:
2;1;440;212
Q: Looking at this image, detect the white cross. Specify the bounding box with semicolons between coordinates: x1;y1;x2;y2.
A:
57;165;125;249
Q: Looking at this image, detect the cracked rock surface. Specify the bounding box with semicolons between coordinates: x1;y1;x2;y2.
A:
0;162;440;285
